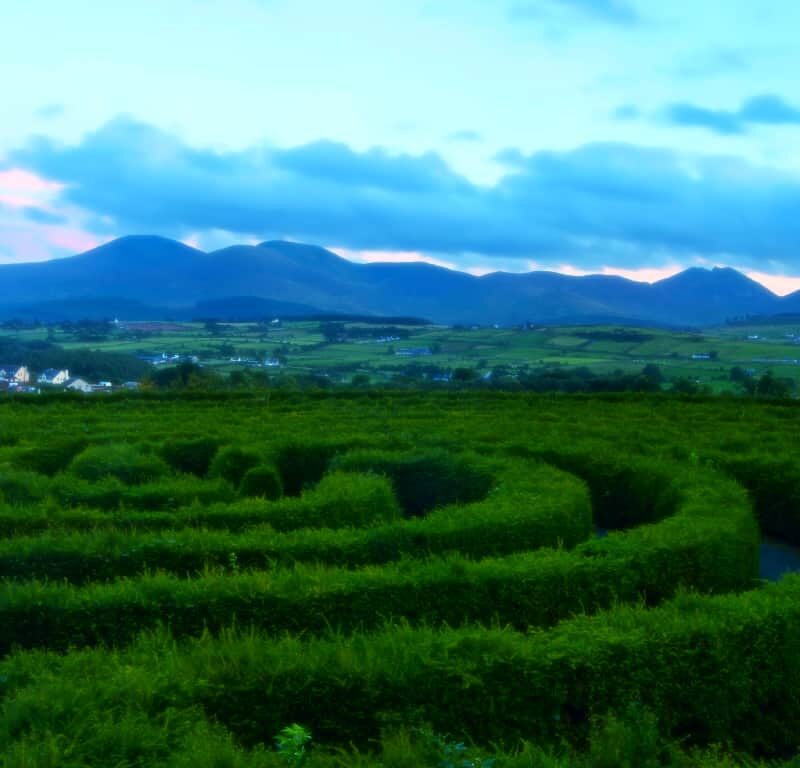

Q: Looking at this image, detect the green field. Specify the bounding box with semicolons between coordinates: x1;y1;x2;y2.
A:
1;392;800;766
5;318;800;393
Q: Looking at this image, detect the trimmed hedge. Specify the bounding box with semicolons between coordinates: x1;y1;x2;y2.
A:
0;460;588;584
11;436;90;475
330;448;494;517
49;473;235;512
209;445;263;487
714;453;800;545
272;440;341;496
68;443;170;485
0;466;49;506
239;464;283;500
160;436;223;477
0;457;757;650
2;578;799;758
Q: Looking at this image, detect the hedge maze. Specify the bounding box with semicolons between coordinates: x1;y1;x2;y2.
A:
1;393;799;766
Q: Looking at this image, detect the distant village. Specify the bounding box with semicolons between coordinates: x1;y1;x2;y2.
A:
0;364;139;395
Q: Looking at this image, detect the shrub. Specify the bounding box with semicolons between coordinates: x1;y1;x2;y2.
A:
50;473;125;510
0;465;49;505
715;454;800;545
272;441;340;496
161;436;223;477
121;476;236;510
3;578;799;757
330;449;494;517
209;446;263;487
68;444;170;485
13;437;90;475
240;465;284;500
261;471;401;530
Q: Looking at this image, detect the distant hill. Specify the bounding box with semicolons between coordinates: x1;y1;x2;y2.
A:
0;235;795;326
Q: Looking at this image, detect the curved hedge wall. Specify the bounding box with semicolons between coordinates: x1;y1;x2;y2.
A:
0;393;797;767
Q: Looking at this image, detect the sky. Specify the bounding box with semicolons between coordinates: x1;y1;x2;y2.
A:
2;0;800;292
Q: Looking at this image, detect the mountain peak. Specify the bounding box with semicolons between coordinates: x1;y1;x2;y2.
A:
0;235;789;325
80;235;204;262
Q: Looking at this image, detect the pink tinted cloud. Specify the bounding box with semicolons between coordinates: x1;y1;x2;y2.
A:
331;247;459;271
0;168;64;193
545;264;684;283
743;270;800;296
0;167;66;210
46;227;104;254
0;224;105;264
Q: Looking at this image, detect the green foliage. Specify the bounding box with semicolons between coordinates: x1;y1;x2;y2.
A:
0;461;584;583
13;436;90;475
275;724;312;767
0;392;799;767
210;445;264;486
240;464;284;499
331;449;494;517
69;443;171;485
0;465;49;505
161;436;223;476
273;441;340;496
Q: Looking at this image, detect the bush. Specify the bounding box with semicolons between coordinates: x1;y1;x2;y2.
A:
330;449;494;517
13;437;90;475
272;441;340;496
715;454;800;545
240;465;283;500
0;461;587;583
209;446;263;487
50;473;126;510
260;471;401;530
68;444;170;485
121;476;236;510
161;436;223;477
3;578;800;757
0;466;49;505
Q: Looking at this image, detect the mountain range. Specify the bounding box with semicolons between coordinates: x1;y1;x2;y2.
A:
0;235;797;326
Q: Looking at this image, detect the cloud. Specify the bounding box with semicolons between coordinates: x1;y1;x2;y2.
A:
612;104;641;121
21;206;69;226
35;104;66;120
492;147;527;167
663;103;744;135
10;116;800;271
446;130;484;143
510;0;639;26
662;93;800;135
673;49;748;78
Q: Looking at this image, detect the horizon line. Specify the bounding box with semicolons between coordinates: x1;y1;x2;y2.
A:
3;233;800;298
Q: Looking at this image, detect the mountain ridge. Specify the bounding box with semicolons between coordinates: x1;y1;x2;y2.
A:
0;236;796;326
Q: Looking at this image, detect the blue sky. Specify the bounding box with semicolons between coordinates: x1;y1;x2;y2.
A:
2;0;800;291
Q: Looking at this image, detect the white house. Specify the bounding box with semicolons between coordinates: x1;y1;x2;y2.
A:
0;365;30;383
66;378;92;393
38;368;70;385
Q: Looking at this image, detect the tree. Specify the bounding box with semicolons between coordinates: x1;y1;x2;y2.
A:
730;366;747;383
319;322;346;343
641;364;663;385
453;367;478;383
755;371;793;399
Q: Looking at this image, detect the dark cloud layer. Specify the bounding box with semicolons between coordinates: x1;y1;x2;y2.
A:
10;117;800;269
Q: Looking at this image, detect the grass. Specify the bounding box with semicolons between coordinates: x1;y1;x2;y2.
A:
8;319;800;389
